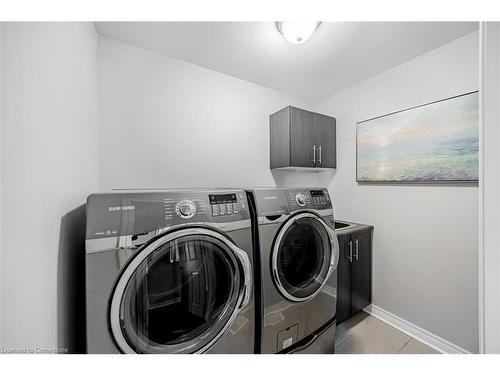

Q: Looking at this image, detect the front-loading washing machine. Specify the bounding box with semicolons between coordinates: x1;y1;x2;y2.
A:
246;187;339;353
85;189;254;353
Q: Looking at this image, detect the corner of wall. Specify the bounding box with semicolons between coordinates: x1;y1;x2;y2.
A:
0;21;3;348
480;21;500;354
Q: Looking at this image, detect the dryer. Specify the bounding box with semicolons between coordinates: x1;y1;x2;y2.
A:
85;189;254;353
247;187;339;353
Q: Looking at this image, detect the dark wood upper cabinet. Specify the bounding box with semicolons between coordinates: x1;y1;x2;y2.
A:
313;112;336;168
270;106;336;169
290;107;315;167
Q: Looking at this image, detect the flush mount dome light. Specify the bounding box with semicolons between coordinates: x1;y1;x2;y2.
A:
276;21;321;44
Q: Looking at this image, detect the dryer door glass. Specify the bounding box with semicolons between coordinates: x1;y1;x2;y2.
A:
113;232;243;353
274;215;332;301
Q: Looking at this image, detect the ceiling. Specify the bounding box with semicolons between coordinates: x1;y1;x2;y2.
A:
95;22;478;101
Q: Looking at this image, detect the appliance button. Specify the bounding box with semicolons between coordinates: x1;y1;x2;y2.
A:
219;203;226;215
211;204;219;216
226;203;233;214
232;203;238;213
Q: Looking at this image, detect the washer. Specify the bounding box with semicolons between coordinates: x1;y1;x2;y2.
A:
247;187;339;353
85;189;255;354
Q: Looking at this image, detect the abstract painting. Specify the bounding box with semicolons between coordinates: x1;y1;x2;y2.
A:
356;91;479;182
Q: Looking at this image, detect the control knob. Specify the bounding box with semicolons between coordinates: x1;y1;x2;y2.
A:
176;200;196;219
295;193;307;207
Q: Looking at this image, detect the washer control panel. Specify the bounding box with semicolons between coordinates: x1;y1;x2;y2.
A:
310;189;331;208
287;188;331;211
209;193;242;217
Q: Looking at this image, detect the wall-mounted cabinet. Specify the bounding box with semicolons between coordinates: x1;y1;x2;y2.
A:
270;106;336;169
336;225;373;324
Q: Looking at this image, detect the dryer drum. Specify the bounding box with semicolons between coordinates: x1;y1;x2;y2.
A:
110;231;246;354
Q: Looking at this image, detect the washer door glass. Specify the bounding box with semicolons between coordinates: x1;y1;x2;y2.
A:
113;232;242;354
274;215;333;301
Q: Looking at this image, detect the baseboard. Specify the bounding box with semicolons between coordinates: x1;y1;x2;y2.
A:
364;304;471;354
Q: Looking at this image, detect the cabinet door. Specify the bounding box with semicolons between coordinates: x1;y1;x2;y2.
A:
270;107;291;169
290;107;315;167
313;113;336;168
350;228;372;316
336;233;352;324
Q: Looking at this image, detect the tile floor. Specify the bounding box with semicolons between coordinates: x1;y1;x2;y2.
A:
335;312;440;354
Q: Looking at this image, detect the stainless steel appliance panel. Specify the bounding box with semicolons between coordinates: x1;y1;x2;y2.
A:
85;189;255;354
250;187;339;354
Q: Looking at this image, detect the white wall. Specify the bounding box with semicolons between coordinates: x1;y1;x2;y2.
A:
480;22;500;354
316;31;479;352
0;22;3;348
1;23;99;351
0;24;483;353
98;36;315;190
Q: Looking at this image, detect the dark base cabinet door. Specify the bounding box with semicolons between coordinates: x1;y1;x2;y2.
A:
335;226;373;325
336;233;351;325
350;229;372;316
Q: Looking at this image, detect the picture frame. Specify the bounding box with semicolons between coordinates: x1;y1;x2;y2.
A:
356;91;479;183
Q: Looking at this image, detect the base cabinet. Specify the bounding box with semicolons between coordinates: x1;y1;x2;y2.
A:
336;226;373;324
336;233;352;324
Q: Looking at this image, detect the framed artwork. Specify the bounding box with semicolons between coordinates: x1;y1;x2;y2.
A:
356;91;479;183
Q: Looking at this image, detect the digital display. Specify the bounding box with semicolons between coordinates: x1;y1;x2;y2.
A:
310;190;325;197
209;193;237;204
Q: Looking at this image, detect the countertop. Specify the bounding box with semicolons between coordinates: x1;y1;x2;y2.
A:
334;220;373;235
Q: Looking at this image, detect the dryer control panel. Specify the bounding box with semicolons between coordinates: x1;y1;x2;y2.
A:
86;189;250;240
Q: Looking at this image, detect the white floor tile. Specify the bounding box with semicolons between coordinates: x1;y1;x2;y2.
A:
336;336;373;354
334;312;441;355
407;338;439;354
348;316;411;354
398;344;422;354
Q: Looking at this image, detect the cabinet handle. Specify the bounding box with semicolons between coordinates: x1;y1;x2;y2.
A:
348;241;353;262
311;145;316;164
318;145;322;164
354;238;359;261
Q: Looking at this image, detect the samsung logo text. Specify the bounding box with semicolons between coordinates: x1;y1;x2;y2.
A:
108;205;135;212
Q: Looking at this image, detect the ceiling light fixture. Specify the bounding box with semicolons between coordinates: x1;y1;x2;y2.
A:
275;21;321;45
